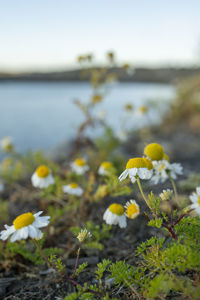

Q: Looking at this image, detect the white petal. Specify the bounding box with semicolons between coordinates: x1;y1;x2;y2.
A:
34;211;43;218
118;170;128;181
196;187;200;195
118;215;127;228
10;230;21;242
19;227;29;239
33;216;50;228
28;225;41;238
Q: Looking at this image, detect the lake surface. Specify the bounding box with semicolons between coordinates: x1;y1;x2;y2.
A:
0;82;174;155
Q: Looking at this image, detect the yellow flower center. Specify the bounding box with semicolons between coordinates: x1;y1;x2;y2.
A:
109;204;124;216
126;158;147;169
75;158;86;167
158;163;166;172
198;196;200;206
125;103;133;111
126;203;139;218
13;212;35;230
143;158;153;170
92;94;102;104
163;153;169;161
36;165;50;178
101;162;113;169
144;143;164;161
70;183;78;189
139;106;148;114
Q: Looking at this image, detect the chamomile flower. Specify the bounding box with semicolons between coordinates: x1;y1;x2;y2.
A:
151;160;183;184
0;211;50;242
98;161;114;176
62;183;83;196
1;136;13;152
119;157;153;183
31;165;55;188
159;189;173;201
189;187;200;215
103;203;127;228
124;200;140;219
71;158;89;175
77;229;92;243
144;143;164;161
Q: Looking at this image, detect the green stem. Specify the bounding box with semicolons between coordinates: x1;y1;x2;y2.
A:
136;177;150;210
33;239;55;269
169;176;178;202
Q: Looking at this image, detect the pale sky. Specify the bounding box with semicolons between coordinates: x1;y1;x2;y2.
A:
0;0;200;71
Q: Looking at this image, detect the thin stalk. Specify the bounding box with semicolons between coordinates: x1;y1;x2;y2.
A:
72;244;81;278
136;177;151;210
169;176;178;202
33;239;55;269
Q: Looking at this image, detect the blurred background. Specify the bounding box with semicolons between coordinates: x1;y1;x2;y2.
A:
0;0;200;156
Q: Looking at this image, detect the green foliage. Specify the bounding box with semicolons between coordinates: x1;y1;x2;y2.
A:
109;261;134;288
75;262;88;276
148;217;163;228
70;221;111;250
0;239;63;266
95;259;111;280
0;198;8;224
49;254;65;273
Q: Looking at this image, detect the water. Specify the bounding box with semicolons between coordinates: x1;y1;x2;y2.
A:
0;82;174;154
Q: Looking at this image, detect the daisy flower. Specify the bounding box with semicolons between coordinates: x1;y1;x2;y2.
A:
62;183;83;196
103;203;127;228
0;211;50;242
144;143;164;161
98;161;114;176
189;187;200;215
1;136;13;152
124;200;140;219
159;189;173;201
71;158;89;175
151;160;183;184
31;165;55;188
119;157;153;183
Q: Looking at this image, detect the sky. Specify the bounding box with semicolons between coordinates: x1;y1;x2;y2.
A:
0;0;200;71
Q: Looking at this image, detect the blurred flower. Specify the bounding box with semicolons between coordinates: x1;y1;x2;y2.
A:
159;189;173;201
107;51;115;62
119;157;153;183
71;158;89;175
77;228;92;243
189;187;200;215
91;94;102;104
138;105;148;115
151;160;183;184
62;183;83;196
98;161;114;176
96;110;106;121
124;200;140;219
31;165;55;188
124;103;133;112
103;203;126;228
116;130;128;142
1;136;13;152
144;143;164;161
0;211;50;242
